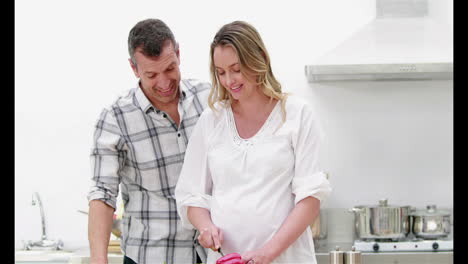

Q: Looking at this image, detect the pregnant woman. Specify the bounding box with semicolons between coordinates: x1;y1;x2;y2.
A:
175;20;331;264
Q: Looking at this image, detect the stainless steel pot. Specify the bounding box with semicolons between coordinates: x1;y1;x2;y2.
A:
311;209;327;240
329;246;344;264
349;198;412;240
410;204;451;239
311;209;328;250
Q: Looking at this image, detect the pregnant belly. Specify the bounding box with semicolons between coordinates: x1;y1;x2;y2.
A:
210;194;294;254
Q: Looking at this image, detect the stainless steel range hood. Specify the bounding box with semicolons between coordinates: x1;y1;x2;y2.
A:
305;0;453;82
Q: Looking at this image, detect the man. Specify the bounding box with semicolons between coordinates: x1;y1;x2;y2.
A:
87;18;210;264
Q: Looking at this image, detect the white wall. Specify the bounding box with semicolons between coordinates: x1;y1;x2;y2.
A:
428;0;454;28
15;0;451;249
299;80;453;208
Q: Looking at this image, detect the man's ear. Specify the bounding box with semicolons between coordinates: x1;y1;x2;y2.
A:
175;45;180;62
129;58;140;78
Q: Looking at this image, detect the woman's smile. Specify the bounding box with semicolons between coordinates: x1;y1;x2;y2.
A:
229;84;243;93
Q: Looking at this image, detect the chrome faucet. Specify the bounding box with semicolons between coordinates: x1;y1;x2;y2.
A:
24;192;63;250
32;192;47;241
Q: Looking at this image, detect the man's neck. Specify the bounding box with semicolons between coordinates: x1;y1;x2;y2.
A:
151;91;181;127
151;92;180;113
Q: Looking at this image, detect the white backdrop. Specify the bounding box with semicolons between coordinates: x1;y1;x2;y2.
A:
15;0;452;250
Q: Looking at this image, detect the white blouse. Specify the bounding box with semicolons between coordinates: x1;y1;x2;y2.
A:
175;96;332;264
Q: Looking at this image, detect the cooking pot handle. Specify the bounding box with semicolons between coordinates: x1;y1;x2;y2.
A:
348;207;363;213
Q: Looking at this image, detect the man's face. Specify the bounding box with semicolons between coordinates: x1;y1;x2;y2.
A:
130;42;181;107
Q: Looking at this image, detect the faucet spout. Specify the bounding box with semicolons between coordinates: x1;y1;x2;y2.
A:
32;192;47;241
25;192;64;251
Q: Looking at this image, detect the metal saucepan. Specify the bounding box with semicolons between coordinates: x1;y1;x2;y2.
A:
410;204;451;239
349;198;412;241
311;209;327;241
311;172;329;247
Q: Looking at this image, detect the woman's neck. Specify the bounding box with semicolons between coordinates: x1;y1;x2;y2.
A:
231;89;277;119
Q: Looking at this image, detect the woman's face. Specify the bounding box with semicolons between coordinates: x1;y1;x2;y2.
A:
213;45;257;102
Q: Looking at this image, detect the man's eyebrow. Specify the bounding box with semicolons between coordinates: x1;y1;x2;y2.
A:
166;62;177;68
144;62;177;74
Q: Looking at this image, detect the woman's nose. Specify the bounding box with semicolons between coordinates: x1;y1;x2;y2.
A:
225;73;235;87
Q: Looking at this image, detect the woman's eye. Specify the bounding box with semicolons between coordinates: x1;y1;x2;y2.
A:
217;72;225;76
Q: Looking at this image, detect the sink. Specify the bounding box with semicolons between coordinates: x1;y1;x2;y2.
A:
15;250;73;262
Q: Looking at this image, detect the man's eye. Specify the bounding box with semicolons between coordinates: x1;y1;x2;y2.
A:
166;68;174;72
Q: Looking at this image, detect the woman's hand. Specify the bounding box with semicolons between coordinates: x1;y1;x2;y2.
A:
241;248;274;264
197;225;223;252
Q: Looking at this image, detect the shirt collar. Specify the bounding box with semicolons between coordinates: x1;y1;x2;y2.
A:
135;80;188;113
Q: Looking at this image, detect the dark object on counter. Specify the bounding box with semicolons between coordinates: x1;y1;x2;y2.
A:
410;204;451;239
344;246;361;264
216;252;242;264
372;243;379;252
349;198;412;240
329;246;345;264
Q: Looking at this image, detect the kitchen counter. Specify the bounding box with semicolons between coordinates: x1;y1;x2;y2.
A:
314;242;453;264
14;247;123;264
16;243;453;264
316;251;453;264
66;247;123;264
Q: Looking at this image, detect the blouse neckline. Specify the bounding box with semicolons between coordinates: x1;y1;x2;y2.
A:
227;100;280;146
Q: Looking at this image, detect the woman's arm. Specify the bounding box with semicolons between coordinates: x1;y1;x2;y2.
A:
188;206;223;251
241;196;320;264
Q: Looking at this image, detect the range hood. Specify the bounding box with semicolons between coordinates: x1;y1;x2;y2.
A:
305;0;453;82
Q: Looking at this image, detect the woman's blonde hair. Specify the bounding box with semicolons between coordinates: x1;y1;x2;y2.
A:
209;21;288;120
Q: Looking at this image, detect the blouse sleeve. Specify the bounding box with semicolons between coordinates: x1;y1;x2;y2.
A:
175;110;213;230
291;103;332;205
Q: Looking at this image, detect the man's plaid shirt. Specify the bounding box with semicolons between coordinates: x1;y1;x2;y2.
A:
88;79;210;264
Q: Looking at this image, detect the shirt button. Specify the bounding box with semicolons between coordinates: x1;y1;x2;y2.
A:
177;133;181;137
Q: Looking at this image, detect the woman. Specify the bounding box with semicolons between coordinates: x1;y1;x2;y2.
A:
175;21;331;264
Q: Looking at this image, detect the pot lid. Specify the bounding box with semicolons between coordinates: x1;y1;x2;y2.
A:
354;198;411;209
411;204;451;216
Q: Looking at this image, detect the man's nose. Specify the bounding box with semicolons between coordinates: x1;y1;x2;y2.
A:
157;74;171;89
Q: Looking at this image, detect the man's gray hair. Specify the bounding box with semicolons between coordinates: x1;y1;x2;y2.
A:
128;18;178;66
